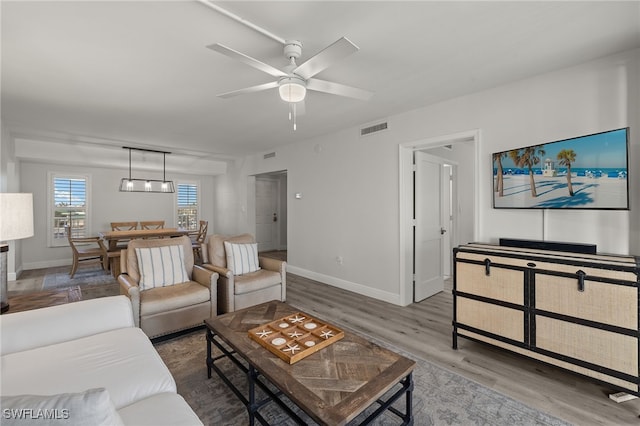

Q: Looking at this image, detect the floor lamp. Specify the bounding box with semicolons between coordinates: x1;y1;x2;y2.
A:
0;193;34;314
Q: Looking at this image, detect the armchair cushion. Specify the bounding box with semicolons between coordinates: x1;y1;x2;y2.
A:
140;282;211;316
135;245;189;290
207;233;253;267
125;236;195;284
224;242;260;275
234;269;282;295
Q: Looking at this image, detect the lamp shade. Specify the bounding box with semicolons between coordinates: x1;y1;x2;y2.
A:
0;193;34;241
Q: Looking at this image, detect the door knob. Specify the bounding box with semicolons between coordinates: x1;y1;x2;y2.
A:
440;227;447;235
273;213;278;222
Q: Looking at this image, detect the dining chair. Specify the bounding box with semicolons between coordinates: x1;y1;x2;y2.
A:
110;221;138;231
109;221;139;251
140;220;165;230
189;220;208;263
65;226;109;278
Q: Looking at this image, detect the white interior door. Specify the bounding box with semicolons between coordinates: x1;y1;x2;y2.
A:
414;151;445;302
255;178;278;251
442;165;453;277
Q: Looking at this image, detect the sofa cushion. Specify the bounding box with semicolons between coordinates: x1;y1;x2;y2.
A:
224;241;261;275
0;328;176;409
0;388;123;426
234;269;282;295
117;392;203;426
135;245;189;290
140;281;211;316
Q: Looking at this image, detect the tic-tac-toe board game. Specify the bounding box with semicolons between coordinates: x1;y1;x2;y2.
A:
248;311;344;364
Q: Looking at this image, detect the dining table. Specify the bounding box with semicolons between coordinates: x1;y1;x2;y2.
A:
99;228;190;251
98;228;190;276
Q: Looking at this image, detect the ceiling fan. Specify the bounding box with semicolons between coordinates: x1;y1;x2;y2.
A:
207;37;373;105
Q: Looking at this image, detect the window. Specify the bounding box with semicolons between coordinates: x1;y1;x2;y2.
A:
49;173;90;246
177;182;199;231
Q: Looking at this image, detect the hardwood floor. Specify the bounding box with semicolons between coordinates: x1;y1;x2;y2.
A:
286;275;640;426
9;264;640;425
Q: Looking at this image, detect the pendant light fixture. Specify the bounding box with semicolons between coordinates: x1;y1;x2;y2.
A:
119;147;175;193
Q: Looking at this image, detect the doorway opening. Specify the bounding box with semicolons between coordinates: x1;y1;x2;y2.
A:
399;130;480;306
254;170;287;258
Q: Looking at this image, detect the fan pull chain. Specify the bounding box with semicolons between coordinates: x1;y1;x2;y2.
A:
287;102;297;131
293;102;297;131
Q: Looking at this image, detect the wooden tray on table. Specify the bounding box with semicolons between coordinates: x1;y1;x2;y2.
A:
248;311;344;364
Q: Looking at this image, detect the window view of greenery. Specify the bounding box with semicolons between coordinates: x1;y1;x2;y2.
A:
54;177;87;240
177;183;198;230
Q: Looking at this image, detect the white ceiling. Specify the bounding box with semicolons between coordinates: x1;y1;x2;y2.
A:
2;1;639;159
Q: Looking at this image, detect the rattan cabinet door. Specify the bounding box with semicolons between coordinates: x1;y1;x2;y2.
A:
533;271;639;392
456;261;524;305
455;261;526;344
535;273;638;330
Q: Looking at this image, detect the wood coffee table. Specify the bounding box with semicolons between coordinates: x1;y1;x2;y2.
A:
205;300;416;425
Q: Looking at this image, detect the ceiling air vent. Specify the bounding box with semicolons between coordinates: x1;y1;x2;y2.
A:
264;152;276;159
360;122;388;137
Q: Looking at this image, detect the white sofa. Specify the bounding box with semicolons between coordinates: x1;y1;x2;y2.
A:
0;296;202;425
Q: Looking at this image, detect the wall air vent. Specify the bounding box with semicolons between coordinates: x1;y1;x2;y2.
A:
360;122;388;137
264;152;276;159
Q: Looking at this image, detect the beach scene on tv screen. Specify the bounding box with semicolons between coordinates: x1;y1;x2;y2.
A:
493;129;628;209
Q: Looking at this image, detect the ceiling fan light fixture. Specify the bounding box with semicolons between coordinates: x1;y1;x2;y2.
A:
278;77;306;103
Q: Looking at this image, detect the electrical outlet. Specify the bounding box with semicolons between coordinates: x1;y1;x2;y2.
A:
336;256;343;265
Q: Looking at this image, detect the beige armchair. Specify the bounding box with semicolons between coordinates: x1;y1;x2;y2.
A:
118;235;218;338
202;234;286;314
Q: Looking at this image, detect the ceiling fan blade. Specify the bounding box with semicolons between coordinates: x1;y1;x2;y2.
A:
217;81;278;98
293;37;359;80
306;78;373;101
207;43;288;78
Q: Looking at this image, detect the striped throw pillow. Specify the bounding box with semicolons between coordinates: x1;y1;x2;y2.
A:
224;242;261;275
135;245;189;290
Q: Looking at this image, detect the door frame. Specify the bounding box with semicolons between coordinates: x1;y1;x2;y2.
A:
398;129;480;306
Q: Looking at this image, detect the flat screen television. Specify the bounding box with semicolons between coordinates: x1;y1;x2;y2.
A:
492;127;629;210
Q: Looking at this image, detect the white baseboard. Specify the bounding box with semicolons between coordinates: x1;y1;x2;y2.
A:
23;259;71;271
286;265;401;305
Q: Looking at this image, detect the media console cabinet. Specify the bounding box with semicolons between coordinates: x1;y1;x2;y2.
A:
453;243;640;396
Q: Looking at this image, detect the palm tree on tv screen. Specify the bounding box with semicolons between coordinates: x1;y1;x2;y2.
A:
493;152;507;196
508;145;546;197
557;149;577;196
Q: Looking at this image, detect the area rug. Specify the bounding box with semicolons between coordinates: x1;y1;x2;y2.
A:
154;328;571;425
42;267;117;289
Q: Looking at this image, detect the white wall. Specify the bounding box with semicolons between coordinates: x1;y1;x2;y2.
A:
215;48;640;305
0;122;26;279
19;161;215;269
